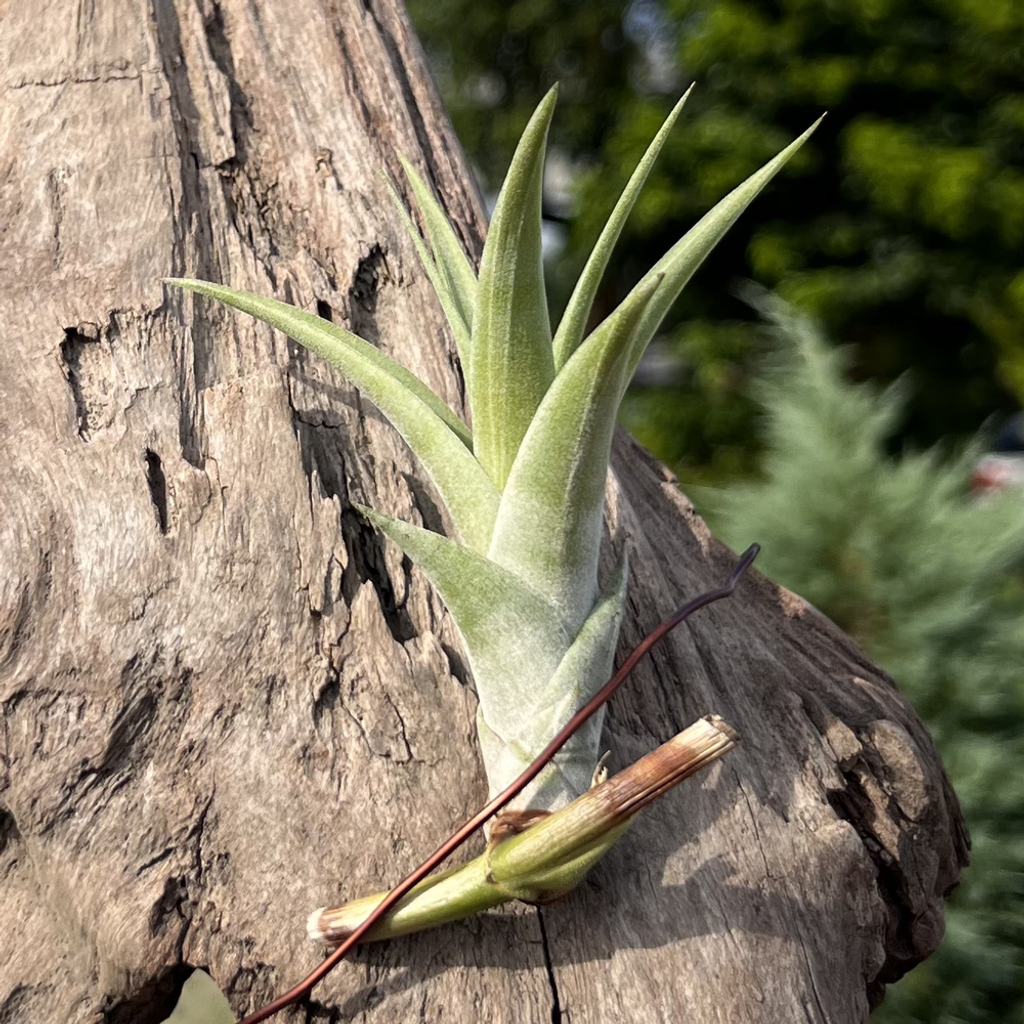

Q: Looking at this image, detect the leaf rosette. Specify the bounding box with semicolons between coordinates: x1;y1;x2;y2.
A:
167;87;818;811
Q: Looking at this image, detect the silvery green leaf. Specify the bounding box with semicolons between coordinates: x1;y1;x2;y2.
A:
383;172;473;377
166;279;498;553
355;505;574;735
165;278;472;448
476;550;628;807
551;87;692;371
623;118;823;379
396;153;478;337
160;970;235;1024
488;275;662;633
470;86;558;490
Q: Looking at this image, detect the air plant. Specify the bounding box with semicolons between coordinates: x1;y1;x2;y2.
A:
162;86;818;1021
169;86;815;809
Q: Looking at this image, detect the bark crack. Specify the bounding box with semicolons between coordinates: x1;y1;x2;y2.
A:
10;71;144;89
536;910;563;1024
825;753;940;1006
346;243;389;345
382;692;413;762
144;449;170;534
153;0;218;467
46;169;67;266
796;931;828;1023
362;1;434;176
202;0;253;166
59;327;90;439
735;774;773;881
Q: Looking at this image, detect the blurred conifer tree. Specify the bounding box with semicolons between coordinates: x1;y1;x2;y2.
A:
707;295;1023;1024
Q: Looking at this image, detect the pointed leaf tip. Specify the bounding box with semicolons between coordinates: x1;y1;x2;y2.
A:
382;169;474;377
165;278;499;552
470;87;558;490
619;119;823;381
394;153;479;350
553;90;691;369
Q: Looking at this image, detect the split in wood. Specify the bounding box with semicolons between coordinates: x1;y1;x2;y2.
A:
310;714;738;944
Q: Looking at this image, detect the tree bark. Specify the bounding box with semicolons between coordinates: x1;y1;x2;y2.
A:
0;2;968;1023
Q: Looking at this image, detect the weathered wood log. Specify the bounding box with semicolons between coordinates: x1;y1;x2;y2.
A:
0;1;968;1022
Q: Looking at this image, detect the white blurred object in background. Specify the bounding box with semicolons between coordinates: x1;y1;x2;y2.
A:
971;412;1024;497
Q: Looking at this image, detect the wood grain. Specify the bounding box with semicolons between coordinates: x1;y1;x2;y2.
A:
0;1;967;1021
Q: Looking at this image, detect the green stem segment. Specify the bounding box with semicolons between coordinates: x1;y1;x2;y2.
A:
309;715;737;945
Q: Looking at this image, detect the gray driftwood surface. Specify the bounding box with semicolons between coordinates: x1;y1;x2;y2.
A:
0;2;969;1022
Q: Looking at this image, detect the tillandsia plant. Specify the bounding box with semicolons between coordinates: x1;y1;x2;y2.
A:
169;86;816;811
162;86;818;1022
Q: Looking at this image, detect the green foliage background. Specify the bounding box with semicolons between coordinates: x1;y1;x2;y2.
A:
406;0;1024;1020
409;0;1023;482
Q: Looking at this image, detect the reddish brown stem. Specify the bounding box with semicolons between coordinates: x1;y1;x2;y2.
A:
234;544;759;1024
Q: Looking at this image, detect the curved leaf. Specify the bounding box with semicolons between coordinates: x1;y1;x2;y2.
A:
356;505;573;734
396;153;478;336
166;278;471;448
166;279;499;552
488;275;662;632
552;86;692;371
470;86;558;490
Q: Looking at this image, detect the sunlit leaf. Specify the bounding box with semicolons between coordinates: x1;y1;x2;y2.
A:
383;171;473;376
623;118;823;378
166;279;499;553
488;276;662;632
476;551;628;806
396;153;478;336
470;86;558;490
355;504;573;735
